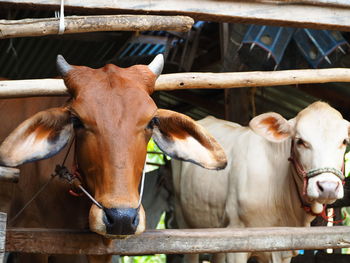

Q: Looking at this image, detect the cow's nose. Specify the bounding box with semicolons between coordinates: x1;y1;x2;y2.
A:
103;208;139;235
316;181;339;199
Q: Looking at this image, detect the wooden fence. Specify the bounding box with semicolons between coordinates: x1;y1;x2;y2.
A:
1;68;350;98
0;0;350;261
5;226;350;255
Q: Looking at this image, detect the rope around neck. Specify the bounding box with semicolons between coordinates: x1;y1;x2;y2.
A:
288;139;345;222
9;136;147;223
8;137;75;224
57;160;147;211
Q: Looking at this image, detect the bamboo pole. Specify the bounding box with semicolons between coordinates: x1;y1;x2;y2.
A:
0;79;67;98
155;68;350;90
1;68;350;98
5;226;350;255
0;15;194;39
262;0;350;8
1;0;350;31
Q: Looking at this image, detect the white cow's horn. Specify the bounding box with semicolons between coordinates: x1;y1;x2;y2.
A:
148;54;164;78
57;54;73;76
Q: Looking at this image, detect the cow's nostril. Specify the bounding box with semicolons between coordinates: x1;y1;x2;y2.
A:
103;207;139;235
103;208;116;225
317;181;324;192
316;181;339;199
132;213;139;228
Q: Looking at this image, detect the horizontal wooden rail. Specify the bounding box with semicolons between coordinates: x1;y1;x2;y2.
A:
1;68;350;98
5;227;350;255
155;68;350;91
1;0;350;31
0;15;194;39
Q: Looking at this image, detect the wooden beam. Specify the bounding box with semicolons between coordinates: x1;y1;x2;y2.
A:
0;79;68;98
2;68;350;97
0;15;194;39
5;227;350;255
264;0;350;8
0;167;19;183
156;69;350;90
1;1;350;31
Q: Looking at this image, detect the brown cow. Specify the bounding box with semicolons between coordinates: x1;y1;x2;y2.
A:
0;55;227;263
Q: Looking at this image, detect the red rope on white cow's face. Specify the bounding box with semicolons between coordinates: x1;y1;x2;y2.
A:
288;139;345;221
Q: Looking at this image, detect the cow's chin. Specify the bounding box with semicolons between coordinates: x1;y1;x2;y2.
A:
306;173;344;214
89;205;146;238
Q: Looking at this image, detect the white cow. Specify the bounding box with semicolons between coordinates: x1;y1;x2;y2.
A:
172;101;348;263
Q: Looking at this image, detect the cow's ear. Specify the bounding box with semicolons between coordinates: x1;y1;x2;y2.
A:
0;107;73;167
249;112;293;143
151;109;227;170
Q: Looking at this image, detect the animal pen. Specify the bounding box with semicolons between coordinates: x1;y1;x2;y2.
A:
0;0;350;262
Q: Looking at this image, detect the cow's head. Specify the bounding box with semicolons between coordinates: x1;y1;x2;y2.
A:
0;55;227;237
249;101;349;214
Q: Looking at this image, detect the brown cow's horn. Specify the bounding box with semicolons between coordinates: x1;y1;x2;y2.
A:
148;54;164;78
56;55;73;76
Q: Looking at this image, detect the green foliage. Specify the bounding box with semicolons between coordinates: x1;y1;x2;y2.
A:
146;138;167;172
121;213;166;263
121;144;168;263
122;254;166;263
345;151;350;178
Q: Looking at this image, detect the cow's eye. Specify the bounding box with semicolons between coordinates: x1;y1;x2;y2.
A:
296;138;309;148
71;115;84;129
147;117;159;129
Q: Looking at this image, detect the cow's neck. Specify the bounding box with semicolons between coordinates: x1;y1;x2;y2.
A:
288;165;317;226
266;139;313;227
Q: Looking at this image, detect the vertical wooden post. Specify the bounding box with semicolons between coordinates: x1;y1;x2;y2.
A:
221;23;250;125
0;213;6;263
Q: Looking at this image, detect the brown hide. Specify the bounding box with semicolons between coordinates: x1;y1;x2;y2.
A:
0;56;226;263
0;96;91;262
64;63;157;236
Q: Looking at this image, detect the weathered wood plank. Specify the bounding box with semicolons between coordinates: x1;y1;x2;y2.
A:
155;69;350;90
0;79;67;98
262;0;350;8
0;15;194;39
1;1;350;31
5;227;350;255
1;68;350;98
0;213;6;262
0;167;19;183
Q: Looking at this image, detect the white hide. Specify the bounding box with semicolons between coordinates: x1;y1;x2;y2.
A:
173;102;348;263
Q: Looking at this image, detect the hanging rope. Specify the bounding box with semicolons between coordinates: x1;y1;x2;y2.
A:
55;0;65;34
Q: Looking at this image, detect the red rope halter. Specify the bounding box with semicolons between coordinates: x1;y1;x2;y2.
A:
288;140;346;223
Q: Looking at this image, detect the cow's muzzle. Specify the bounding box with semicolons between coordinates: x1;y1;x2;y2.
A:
103;207;139;235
